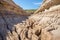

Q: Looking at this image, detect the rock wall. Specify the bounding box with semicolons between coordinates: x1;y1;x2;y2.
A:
0;0;31;15
0;0;60;40
34;0;60;14
15;6;60;40
0;0;30;40
0;13;28;40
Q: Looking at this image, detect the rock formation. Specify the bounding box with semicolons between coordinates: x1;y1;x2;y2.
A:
34;0;60;14
0;0;30;40
0;0;60;40
15;5;60;40
0;0;31;15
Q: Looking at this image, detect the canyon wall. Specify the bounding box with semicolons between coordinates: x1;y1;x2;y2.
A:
34;0;60;14
0;0;60;40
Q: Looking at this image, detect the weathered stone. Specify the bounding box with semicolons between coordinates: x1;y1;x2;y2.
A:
34;0;60;13
0;0;60;40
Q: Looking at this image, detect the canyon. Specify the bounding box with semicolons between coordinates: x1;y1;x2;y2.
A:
0;0;60;40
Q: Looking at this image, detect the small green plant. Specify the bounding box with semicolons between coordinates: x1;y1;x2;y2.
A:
25;9;36;12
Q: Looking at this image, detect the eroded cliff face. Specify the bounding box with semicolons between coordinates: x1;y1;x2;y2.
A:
34;0;60;14
0;0;60;40
0;14;28;40
0;0;29;40
0;0;31;15
1;5;60;40
14;6;60;40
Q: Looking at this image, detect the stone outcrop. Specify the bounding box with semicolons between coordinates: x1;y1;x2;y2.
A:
34;0;60;14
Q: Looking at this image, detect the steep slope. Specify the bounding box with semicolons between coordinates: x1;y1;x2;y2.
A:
34;0;60;14
0;0;60;40
0;0;29;40
15;5;60;40
0;0;30;15
0;4;60;40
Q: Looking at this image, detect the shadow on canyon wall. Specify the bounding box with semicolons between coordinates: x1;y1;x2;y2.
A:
0;10;28;40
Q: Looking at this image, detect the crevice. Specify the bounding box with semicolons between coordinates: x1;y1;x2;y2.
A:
38;30;42;40
18;35;21;40
35;30;41;37
15;27;21;40
47;28;56;32
0;33;4;40
25;30;28;38
29;22;34;29
15;27;17;33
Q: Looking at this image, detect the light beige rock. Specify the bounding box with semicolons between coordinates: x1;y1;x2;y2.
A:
49;5;60;11
0;0;60;40
34;0;60;13
18;7;60;40
31;34;38;40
